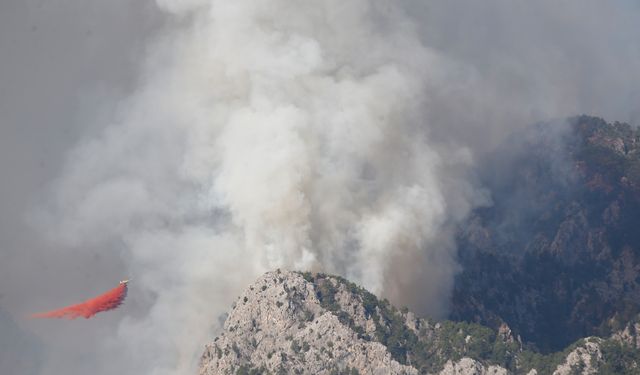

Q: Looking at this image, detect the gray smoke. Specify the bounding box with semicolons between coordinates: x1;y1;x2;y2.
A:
2;1;640;375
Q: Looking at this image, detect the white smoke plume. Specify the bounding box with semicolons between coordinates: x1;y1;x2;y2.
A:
3;1;640;375
35;1;483;373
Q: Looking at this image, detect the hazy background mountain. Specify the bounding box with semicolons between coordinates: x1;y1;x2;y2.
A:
453;116;640;353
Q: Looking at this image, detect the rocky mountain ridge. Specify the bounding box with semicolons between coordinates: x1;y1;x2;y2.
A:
453;116;640;352
199;270;640;374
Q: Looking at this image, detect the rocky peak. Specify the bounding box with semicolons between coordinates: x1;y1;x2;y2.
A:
199;270;418;374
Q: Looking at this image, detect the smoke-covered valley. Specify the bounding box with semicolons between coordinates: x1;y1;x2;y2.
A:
1;1;640;374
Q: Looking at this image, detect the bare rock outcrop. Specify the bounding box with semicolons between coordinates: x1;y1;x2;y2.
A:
199;271;417;374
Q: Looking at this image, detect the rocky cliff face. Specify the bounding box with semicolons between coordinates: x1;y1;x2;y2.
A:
199;271;640;374
199;270;416;375
452;116;640;352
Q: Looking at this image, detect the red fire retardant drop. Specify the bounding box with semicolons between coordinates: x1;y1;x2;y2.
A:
31;282;128;319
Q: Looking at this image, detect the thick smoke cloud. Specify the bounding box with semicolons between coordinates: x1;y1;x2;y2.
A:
2;1;640;375
33;2;483;373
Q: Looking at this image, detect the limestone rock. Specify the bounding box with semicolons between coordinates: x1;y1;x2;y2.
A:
199;271;417;375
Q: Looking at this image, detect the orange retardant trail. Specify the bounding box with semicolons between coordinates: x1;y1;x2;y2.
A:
31;282;128;319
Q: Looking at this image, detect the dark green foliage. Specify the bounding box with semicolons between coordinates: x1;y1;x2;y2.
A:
517;340;585;375
490;339;519;369
361;291;378;318
301;271;314;283
303;309;314;322
371;300;415;364
315;277;340;312
407;320;522;373
291;340;301;353
335;310;353;326
598;340;640;375
232;343;241;357
352;324;366;339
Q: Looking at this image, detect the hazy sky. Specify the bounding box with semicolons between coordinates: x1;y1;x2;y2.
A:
0;1;162;374
1;1;640;375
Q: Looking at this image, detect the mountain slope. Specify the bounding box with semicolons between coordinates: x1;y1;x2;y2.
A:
452;116;640;352
199;271;640;374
